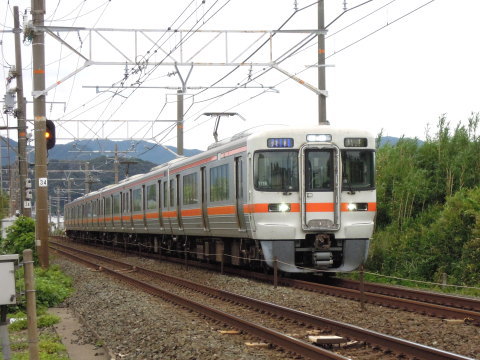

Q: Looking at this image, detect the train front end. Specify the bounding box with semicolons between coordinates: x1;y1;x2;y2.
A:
249;126;376;273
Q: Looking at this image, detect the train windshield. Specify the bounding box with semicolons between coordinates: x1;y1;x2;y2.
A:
254;150;299;191
341;150;375;190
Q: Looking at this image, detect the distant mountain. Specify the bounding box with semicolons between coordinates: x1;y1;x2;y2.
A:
48;156;157;202
47;139;201;165
378;136;424;147
0;137;201;165
0;137;20;164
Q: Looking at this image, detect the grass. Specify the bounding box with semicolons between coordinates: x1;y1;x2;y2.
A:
0;316;68;360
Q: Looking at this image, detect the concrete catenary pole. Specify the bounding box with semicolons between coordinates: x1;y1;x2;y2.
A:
177;89;184;156
67;177;72;203
84;162;91;194
114;143;119;184
31;0;49;267
318;0;328;125
13;6;31;217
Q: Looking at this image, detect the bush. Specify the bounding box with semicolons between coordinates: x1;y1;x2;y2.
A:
14;265;73;311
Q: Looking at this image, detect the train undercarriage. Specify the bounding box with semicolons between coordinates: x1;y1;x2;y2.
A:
65;230;348;273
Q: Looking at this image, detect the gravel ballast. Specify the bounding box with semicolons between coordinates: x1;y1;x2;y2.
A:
52;249;480;360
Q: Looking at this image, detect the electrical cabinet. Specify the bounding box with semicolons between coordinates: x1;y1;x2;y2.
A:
0;254;19;305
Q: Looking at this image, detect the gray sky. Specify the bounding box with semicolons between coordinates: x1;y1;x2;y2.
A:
1;0;479;151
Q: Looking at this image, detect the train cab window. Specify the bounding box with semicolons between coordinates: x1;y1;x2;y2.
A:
146;184;157;210
254;151;298;192
210;164;229;201
183;173;198;205
305;149;333;191
341;150;375;190
133;188;142;212
113;194;120;215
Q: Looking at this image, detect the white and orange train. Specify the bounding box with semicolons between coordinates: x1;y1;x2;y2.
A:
64;125;376;273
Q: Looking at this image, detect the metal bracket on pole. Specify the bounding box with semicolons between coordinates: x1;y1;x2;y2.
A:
272;64;325;96
174;63;194;93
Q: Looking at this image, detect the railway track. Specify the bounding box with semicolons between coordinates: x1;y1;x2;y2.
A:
278;277;480;326
333;278;480;312
53;235;480;326
50;240;474;360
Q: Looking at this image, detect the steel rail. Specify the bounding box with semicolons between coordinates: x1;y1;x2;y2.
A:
51;245;347;360
51;241;474;360
53;236;480;324
278;278;480;325
334;278;480;312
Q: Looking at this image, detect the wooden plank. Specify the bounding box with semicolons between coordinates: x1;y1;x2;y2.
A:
308;335;346;345
245;342;269;348
218;330;240;335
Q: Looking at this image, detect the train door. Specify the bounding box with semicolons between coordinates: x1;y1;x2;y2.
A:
200;166;209;231
175;174;183;230
157;180;164;230
234;156;246;231
141;185;147;229
163;180;172;231
299;145;341;231
120;192;124;228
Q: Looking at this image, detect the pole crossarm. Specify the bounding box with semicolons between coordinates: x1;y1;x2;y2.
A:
36;25;325;97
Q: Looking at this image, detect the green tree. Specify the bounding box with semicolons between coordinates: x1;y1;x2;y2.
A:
369;114;480;286
0;216;37;264
0;190;9;220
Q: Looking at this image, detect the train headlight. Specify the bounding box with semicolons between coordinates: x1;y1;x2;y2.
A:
268;203;291;212
346;203;368;211
306;134;332;142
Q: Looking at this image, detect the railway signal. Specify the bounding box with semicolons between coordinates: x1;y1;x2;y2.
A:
46;119;56;150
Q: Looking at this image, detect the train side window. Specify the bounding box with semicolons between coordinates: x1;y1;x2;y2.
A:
146;184;156;210
133;188;142;212
170;179;175;207
113;194;120;215
183;173;198;205
105;196;112;217
157;181;162;209
210;164;229;202
163;181;168;208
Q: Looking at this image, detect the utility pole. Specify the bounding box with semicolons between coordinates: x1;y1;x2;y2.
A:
13;6;31;217
84;162;90;194
31;0;49;267
177;89;184;156
66;177;72;203
114;144;119;184
318;0;328;125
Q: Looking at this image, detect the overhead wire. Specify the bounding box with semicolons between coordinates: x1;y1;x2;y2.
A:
98;0;232;142
50;0;208;151
172;0;437;145
182;0;434;125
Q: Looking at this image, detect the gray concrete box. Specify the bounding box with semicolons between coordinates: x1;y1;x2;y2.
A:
0;254;19;305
